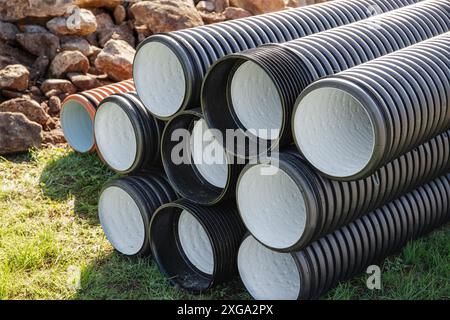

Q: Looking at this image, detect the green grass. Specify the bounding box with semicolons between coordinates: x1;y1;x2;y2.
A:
0;146;448;300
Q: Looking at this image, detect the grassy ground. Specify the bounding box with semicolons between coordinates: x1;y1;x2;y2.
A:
0;145;448;300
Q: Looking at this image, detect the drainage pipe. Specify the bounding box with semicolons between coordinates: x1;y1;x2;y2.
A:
149;199;246;293
60;79;135;153
236;130;450;252
161;109;245;205
202;0;449;158
238;173;450;300
98;171;178;257
293;33;450;181
94;92;164;175
133;0;419;120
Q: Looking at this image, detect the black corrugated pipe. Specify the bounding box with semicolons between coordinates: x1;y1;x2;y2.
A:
133;0;420;120
238;173;450;300
94;92;165;174
202;0;449;158
98;172;178;257
161;109;245;205
294;33;450;181
149;199;246;293
236;130;450;252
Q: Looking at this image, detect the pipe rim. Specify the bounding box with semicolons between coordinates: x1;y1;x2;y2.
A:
149;201;219;292
202;54;287;159
238;234;301;300
94;95;140;173
161;109;233;205
98;179;148;257
236;154;320;252
293;78;388;181
133;35;194;120
60;95;96;153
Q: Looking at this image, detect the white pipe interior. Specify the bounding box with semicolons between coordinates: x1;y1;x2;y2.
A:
230;61;283;140
60;100;94;152
237;164;307;250
190;119;229;188
178;210;214;275
98;186;145;256
94;101;137;172
294;87;375;178
133;41;186;118
238;235;300;300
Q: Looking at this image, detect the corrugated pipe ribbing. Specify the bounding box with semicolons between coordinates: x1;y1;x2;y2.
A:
202;0;449;158
60;79;135;153
98;172;178;257
94;92;164;175
149;199;246;293
133;0;420;120
294;33;450;181
237;130;450;252
238;174;450;300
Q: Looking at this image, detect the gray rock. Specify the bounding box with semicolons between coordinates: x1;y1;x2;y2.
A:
0;112;42;154
95;39;134;81
16;32;60;58
0;64;29;92
67;73;101;91
41;79;77;95
60;36;93;56
0;97;49;125
46;8;97;36
0;21;19;42
49;51;90;78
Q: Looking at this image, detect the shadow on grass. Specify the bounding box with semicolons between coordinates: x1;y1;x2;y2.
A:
1;152;34;164
39;150;117;225
74;252;249;300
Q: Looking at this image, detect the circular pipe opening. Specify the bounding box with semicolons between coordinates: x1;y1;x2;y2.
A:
150;204;217;292
60;99;94;153
202;55;283;158
294;87;376;179
162;111;231;205
230;61;283;140
94;100;138;172
190;118;228;189
237;164;307;250
98;185;145;256
133;40;187;119
238;235;300;300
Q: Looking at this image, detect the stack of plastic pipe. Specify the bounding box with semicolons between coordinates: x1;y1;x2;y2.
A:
235;33;450;299
92;0;450;298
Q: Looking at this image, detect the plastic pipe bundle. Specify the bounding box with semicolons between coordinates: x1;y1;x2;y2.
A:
61;79;135;153
149;199;246;293
94;92;164;174
98;172;177;257
202;0;449;158
133;0;419;120
237;130;450;252
161;109;244;205
294;33;450;181
238;173;450;300
94;0;450;299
